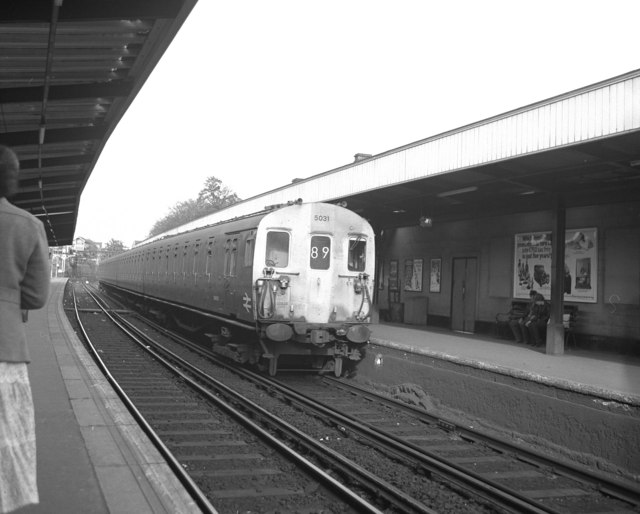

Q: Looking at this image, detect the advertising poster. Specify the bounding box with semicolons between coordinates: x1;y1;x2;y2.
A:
404;258;423;292
564;228;597;303
513;228;597;303
430;258;441;293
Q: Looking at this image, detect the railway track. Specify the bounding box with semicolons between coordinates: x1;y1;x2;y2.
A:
70;282;382;513
276;376;640;514
67;280;640;513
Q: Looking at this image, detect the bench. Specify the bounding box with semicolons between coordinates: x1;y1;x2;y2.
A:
496;301;579;346
495;301;529;339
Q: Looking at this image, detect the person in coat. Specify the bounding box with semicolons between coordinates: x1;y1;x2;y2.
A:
0;145;50;513
509;289;537;344
524;293;551;347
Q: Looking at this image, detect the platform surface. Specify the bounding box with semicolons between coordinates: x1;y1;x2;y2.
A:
19;278;205;514
370;322;640;404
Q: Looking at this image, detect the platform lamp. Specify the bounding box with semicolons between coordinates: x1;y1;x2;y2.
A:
419;215;433;228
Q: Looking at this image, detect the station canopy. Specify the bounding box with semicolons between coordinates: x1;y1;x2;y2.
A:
0;0;197;246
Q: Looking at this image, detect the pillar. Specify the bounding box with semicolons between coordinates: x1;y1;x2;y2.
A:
546;194;566;355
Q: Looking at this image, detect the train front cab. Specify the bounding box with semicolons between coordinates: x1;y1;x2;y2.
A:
253;203;375;375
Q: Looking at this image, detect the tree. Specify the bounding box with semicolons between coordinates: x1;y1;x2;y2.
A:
197;176;240;210
148;176;241;238
104;238;126;256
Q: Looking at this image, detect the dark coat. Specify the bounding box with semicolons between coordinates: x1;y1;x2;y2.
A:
0;197;50;362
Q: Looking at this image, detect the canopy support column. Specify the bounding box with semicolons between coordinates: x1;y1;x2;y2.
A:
546;194;566;355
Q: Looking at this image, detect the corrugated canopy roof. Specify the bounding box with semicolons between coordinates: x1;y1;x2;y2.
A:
0;0;198;246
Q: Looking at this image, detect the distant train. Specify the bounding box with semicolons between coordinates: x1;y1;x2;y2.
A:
97;201;375;375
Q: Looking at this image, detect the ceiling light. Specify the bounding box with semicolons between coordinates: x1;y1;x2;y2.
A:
436;186;478;198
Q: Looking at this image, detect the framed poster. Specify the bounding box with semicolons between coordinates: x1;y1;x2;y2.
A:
404;258;423;292
430;258;441;293
564;228;598;303
513;228;597;303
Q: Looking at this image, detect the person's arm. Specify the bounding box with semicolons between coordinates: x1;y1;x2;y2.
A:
20;222;50;310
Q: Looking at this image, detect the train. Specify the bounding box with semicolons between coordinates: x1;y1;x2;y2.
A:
97;200;376;376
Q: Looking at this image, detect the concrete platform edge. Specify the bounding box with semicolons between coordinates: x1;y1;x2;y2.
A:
370;335;640;406
53;279;201;514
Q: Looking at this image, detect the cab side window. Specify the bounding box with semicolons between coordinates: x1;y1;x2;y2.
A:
265;231;289;267
348;237;367;272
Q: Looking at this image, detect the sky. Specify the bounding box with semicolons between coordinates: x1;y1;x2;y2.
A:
74;0;640;248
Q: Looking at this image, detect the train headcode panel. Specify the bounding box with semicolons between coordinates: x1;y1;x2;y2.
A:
310;236;331;270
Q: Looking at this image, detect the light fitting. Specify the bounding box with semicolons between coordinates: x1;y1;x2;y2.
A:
436;186;478;198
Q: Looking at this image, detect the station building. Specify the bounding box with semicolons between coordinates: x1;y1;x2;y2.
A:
148;69;640;355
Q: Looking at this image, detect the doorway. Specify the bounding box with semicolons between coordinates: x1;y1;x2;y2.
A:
451;257;478;333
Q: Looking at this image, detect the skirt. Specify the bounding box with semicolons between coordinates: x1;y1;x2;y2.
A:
0;362;38;513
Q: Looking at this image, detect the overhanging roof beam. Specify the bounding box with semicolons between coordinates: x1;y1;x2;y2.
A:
0;125;107;146
0;0;185;22
19;154;94;169
0;80;134;103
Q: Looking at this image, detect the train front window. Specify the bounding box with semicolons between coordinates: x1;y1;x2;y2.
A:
265;231;289;267
310;235;331;270
348;237;366;271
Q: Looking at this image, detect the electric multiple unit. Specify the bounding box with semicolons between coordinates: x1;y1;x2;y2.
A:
98;201;375;375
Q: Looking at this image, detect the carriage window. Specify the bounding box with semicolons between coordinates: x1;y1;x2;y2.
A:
348;237;366;271
244;234;255;267
206;236;215;277
230;239;237;276
310;235;331;270
224;238;238;276
265;231;289;267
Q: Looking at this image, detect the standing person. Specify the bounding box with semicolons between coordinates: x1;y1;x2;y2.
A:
0;145;50;513
508;289;537;344
524;294;550;347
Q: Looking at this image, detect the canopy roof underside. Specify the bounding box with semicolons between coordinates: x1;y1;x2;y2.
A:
0;0;197;246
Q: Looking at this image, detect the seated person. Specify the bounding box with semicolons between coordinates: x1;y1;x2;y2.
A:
523;294;550;347
509;290;537;344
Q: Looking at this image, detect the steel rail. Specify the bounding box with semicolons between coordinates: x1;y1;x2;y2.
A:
71;286;217;514
105;308;550;513
325;377;640;507
109;309;548;512
83;286;393;514
242;374;562;514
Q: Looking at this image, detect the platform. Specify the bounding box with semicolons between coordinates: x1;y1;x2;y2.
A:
369;322;640;404
364;323;640;476
20;278;205;514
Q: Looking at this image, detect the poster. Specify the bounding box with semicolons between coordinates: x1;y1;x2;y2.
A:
564;228;597;303
513;228;597;303
430;258;441;293
404;258;423;292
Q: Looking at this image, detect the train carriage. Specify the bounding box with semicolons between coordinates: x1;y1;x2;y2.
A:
98;201;375;375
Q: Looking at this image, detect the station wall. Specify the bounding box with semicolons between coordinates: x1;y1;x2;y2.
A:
377;201;640;352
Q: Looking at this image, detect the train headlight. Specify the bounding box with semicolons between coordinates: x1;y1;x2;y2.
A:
279;275;290;289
